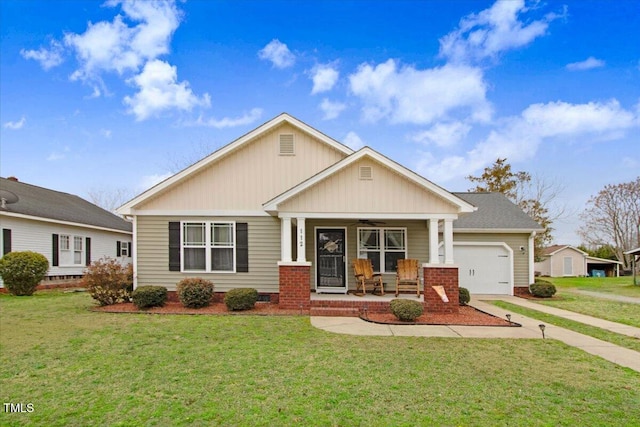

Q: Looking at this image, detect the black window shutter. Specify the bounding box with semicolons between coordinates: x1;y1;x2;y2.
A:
116;241;122;257
52;234;59;266
128;241;133;257
236;223;248;273
168;222;181;271
85;237;91;266
2;229;11;256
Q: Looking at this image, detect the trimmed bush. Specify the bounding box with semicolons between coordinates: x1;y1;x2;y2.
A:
132;286;167;309
84;258;133;306
459;287;471;305
224;288;258;311
0;251;49;296
389;298;424;322
529;281;557;298
177;278;214;308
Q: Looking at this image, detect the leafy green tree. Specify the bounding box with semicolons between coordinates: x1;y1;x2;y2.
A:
467;158;561;259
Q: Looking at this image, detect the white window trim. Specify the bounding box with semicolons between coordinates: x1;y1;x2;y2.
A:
180;221;236;273
357;227;407;273
120;242;130;257
59;234;85;267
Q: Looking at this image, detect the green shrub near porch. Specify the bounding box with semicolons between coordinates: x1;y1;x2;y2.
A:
389;298;424;321
224;288;258;311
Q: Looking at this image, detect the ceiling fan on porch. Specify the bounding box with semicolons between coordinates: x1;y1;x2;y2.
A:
348;219;386;227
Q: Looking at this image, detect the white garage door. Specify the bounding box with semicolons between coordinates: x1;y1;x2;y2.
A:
453;244;513;295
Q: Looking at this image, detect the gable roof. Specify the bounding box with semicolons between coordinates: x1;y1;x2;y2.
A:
263;147;476;214
452;192;544;232
117;113;353;215
1;177;132;233
539;244;587;256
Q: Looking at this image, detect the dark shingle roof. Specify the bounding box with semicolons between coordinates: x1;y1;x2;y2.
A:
452;192;543;231
0;177;132;233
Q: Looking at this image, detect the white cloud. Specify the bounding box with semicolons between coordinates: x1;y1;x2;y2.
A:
412;121;471;147
343;131;364;150
46;152;65;161
3;116;26;130
310;64;339;94
622;157;639;169
100;129;112;138
439;0;563;64
195;108;264;128
566;56;605;71
258;39;295;69
20;40;64;70
349;59;491;125
319;98;346;120
419;100;638;182
64;0;181;82
123;60;210;121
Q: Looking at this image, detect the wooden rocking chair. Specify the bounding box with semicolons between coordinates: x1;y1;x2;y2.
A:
352;259;384;296
395;259;421;297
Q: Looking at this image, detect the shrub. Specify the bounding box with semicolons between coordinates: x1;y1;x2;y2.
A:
0;251;49;296
84;258;133;306
459;287;471;305
529;281;557;298
132;286;167;309
389;299;424;322
224;288;258;311
177;278;214;308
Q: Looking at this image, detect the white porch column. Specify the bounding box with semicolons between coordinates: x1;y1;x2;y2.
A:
281;217;292;262
443;218;454;264
428;218;440;264
296;217;306;262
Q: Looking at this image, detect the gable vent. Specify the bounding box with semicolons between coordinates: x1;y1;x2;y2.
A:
359;166;373;180
279;134;295;155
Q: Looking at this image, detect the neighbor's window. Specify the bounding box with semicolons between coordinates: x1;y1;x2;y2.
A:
73;236;83;265
60;235;70;251
358;228;407;272
182;221;235;272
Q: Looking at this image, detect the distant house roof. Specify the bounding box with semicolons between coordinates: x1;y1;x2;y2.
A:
539;244;587;256
452;192;544;232
1;177;132;233
624;247;640;256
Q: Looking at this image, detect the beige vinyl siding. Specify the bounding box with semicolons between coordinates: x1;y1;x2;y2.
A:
137;124;347;212
279;159;459;214
453;233;530;287
136;216;280;292
550;247;586;277
535;257;552;276
306;219;428;291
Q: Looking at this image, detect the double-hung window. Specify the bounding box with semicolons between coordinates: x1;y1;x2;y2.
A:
182;221;235;272
73;236;83;265
58;234;84;265
358;228;407;273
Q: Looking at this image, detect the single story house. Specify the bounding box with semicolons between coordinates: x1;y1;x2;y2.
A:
117;113;543;313
0;177;132;288
535;244;622;277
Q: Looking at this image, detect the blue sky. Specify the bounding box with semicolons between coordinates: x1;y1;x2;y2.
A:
1;0;638;244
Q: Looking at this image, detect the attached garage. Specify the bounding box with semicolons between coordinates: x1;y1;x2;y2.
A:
445;243;514;295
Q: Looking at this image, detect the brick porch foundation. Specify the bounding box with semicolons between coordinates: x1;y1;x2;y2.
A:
423;265;459;314
279;264;311;310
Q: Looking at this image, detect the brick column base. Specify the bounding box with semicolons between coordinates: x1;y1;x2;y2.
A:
279;264;311;310
423;265;459;314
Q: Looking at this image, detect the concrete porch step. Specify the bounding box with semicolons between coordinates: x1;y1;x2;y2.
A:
310;307;361;317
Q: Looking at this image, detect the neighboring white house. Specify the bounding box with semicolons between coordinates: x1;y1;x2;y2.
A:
535;244;622;277
117;113;543;307
0;177;132;287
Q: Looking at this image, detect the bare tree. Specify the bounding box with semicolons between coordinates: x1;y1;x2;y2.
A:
87;187;134;213
578;177;640;270
165;140;216;174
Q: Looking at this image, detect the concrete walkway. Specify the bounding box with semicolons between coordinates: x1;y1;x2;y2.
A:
311;295;640;372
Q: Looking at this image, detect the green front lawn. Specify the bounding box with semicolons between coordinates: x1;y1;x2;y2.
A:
1;291;639;426
546;276;640;297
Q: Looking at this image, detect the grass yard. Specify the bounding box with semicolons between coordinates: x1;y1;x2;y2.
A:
546;276;640;297
1;292;639;426
534;277;640;328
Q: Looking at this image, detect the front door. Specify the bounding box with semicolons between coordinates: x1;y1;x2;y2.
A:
316;228;347;293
